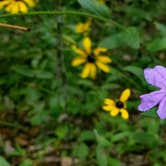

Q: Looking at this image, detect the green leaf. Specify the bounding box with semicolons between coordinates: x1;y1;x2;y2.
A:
94;130;110;147
73;143;89;159
141;108;158;118
30;109;49;126
99;33;121;49
19;159;33;166
125;6;151;21
146;37;166;52
78;0;110;17
35;71;53;79
55;125;68;140
79;131;94;141
124;66;145;83
133;132;159;148
154;22;166;35
13;67;53;79
108;157;121;166
96;145;108;166
153;163;163;166
99;27;140;49
0;156;10;166
122;27;141;49
13;66;35;77
111;132;130;143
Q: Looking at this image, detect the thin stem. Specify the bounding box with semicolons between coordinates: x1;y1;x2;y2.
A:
0;10;106;20
56;2;67;112
0;120;24;130
0;23;29;31
56;16;63;78
0;10;124;29
63;35;76;45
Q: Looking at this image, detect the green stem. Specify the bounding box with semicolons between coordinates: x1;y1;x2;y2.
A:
0;10;123;29
0;120;24;129
0;10;106;20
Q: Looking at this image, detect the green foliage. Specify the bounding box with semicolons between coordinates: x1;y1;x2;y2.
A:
96;145;108;166
0;0;165;165
0;157;10;166
100;27;140;49
124;65;145;84
94;130;110;147
108;157;121;166
19;159;33;166
73;143;89;159
78;0;110;18
146;37;166;52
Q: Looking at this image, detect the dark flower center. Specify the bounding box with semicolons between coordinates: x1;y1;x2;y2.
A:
116;101;124;109
87;55;95;63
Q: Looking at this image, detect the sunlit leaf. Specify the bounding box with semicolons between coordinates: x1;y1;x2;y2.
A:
78;0;110;17
100;27;140;49
0;157;10;166
146;37;166;52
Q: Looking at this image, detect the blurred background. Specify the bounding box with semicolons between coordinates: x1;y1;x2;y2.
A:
0;0;166;165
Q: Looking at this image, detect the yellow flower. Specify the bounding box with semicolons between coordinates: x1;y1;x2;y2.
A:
103;89;131;120
75;19;91;35
71;37;111;79
0;0;36;14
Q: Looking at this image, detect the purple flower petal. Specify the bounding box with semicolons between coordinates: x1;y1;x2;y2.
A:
144;65;166;89
138;90;166;112
157;96;166;119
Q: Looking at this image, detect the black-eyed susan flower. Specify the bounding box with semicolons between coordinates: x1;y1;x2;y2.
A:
0;0;36;14
71;37;112;79
75;19;91;35
103;89;131;119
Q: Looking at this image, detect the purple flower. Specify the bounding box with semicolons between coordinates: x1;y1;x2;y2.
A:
138;65;166;119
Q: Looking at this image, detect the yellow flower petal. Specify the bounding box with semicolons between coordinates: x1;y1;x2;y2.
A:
75;20;91;33
0;0;37;14
0;0;36;13
102;105;112;112
96;61;110;73
75;23;85;33
120;108;129;119
93;47;107;56
0;1;10;9
110;106;119;116
18;1;28;13
97;55;112;64
103;105;116;111
104;98;115;106
81;63;91;78
72;45;86;57
83;37;91;54
120;88;131;102
13;2;20;13
103;105;120;117
89;64;97;79
72;57;86;67
5;2;14;13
